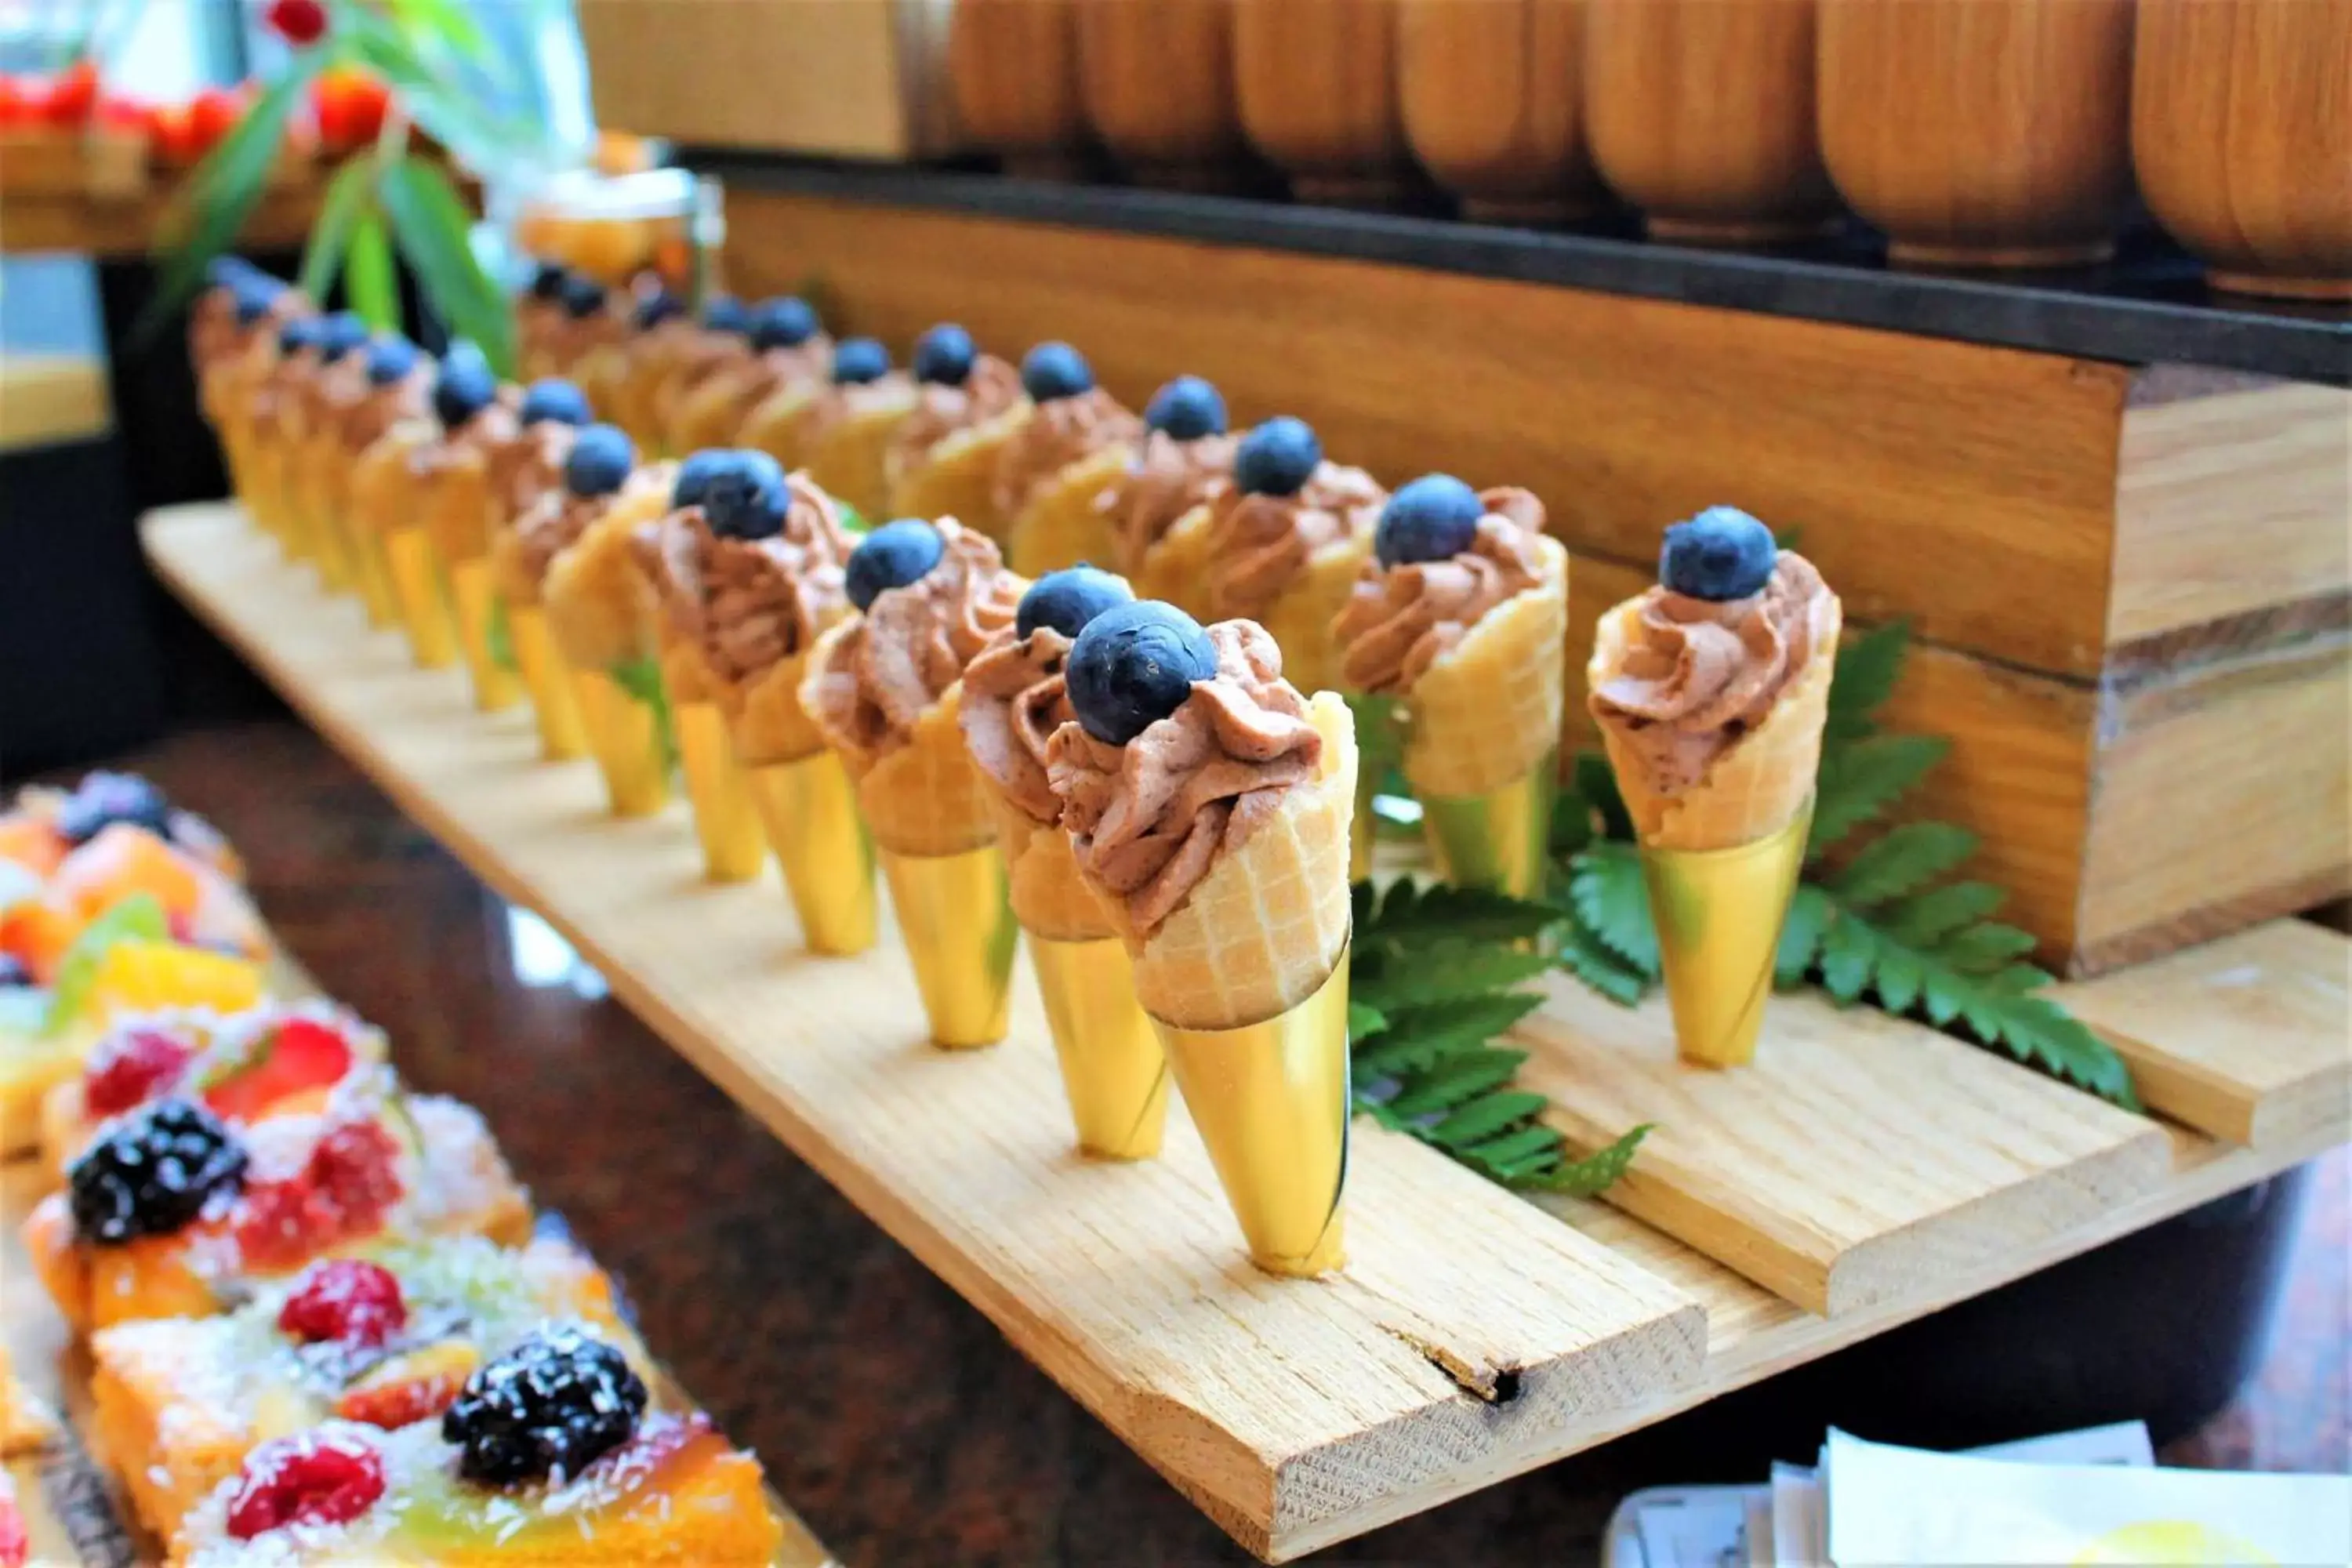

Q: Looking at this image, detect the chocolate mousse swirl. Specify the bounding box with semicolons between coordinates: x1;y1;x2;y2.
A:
1203;462;1386;621
1334;488;1547;695
635;475;856;688
807;521;1021;757
960;626;1076;825
510;488;613;593
1104;430;1237;574
1045;622;1323;935
889;354;1024;475
990;388;1142;519
1589;551;1832;793
330;365;434;456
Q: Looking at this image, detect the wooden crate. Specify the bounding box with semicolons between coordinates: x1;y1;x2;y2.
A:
716;191;2350;975
144;504;2349;1562
574;0;960;162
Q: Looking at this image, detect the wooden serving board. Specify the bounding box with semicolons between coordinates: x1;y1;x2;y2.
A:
144;505;2350;1562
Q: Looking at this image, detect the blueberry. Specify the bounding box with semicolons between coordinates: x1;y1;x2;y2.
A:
316;312;369;364
671;448;728;510
701;293;750;336
700;451;789;541
1374;474;1483;568
748;296;818;352
563;424;636;499
633;288;684;331
277;316;325;356
56;771;172;846
559;274;608;321
913;324;976;387
1233;416;1320;498
1018;564;1133;640
1020;341;1094;403
1659;506;1777;602
1065;601;1218;745
363;336;420;387
526;261;570;301
844;520;944;611
830;338;890;386
517;378;591;428
232;278;281;326
432;354;499;430
1144;376;1226;441
206;256;259;291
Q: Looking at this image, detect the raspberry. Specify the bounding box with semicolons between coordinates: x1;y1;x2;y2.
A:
84;1026;196;1116
236;1120;405;1269
278;1259;407;1348
224;1430;385;1541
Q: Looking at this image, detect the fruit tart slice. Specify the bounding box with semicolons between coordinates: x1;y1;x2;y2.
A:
170;1338;781;1565
39;1001;387;1183
24;1089;532;1334
93;1238;639;1535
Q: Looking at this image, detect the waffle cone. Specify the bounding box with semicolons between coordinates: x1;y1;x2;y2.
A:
1133;503;1216;622
739;383;822;474
671;359;775;456
655;622;722;706
1115;691;1356;1030
1006;447;1131;577
1589;590;1842;851
423;452;495;565
1258;533;1372;697
814;663;998;858
349;423;431;542
806;393;919;522
1403;535;1570;800
574;343;630;424
726;648;826;766
543;489;671;670
983;790;1113;942
885;405;1035;544
490;523;541;607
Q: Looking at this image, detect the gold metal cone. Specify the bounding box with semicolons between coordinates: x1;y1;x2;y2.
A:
569;666;671;818
1153;949;1350;1277
745;753;877;956
299;484;352;591
382;526;459;670
339;512;401;630
672;701;768;883
1029;935;1169;1161
880;844;1017;1049
438;552;522;712
1419;748;1559;900
507;603;586;760
1641;802;1812;1069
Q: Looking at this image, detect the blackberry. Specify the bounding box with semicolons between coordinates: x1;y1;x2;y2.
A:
442;1328;648;1485
68;1098;248;1245
56;771;173;847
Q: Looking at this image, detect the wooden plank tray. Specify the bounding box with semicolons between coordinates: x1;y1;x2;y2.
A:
144;504;2350;1561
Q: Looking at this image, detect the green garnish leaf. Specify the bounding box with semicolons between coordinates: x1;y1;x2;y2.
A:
486;594;517;672
608;656;680;773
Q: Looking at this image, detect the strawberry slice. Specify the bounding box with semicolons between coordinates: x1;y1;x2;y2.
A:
204;1018;354;1123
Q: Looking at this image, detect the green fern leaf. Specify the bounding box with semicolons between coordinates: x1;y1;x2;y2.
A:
1880;880;2005;947
1817;912;1877;1003
1388;1047;1529;1118
1522;1122;1653;1197
1354;943;1555;1014
1827;619;1911;742
1464;1122;1563;1171
1558;916;1653;1005
1359;880;1559;948
1356;993;1545;1078
1810;733;1947;854
1430;1091;1551;1147
1937;922;2039;974
1776;884;1835;988
1830;822;1980;907
1347;1001;1388;1040
1569;841;1659;975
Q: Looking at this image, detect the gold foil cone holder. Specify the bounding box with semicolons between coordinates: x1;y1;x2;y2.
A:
880;844;1017;1049
569;666;671;818
1641;802;1812;1069
507;604;586;760
1419;749;1559;900
672;702;767;883
437;552;522;713
1029;935;1169;1162
745;753;877;956
1153;949;1351;1278
382;527;459;670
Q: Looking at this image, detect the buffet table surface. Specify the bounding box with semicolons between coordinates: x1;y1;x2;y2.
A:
24;719;2344;1565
